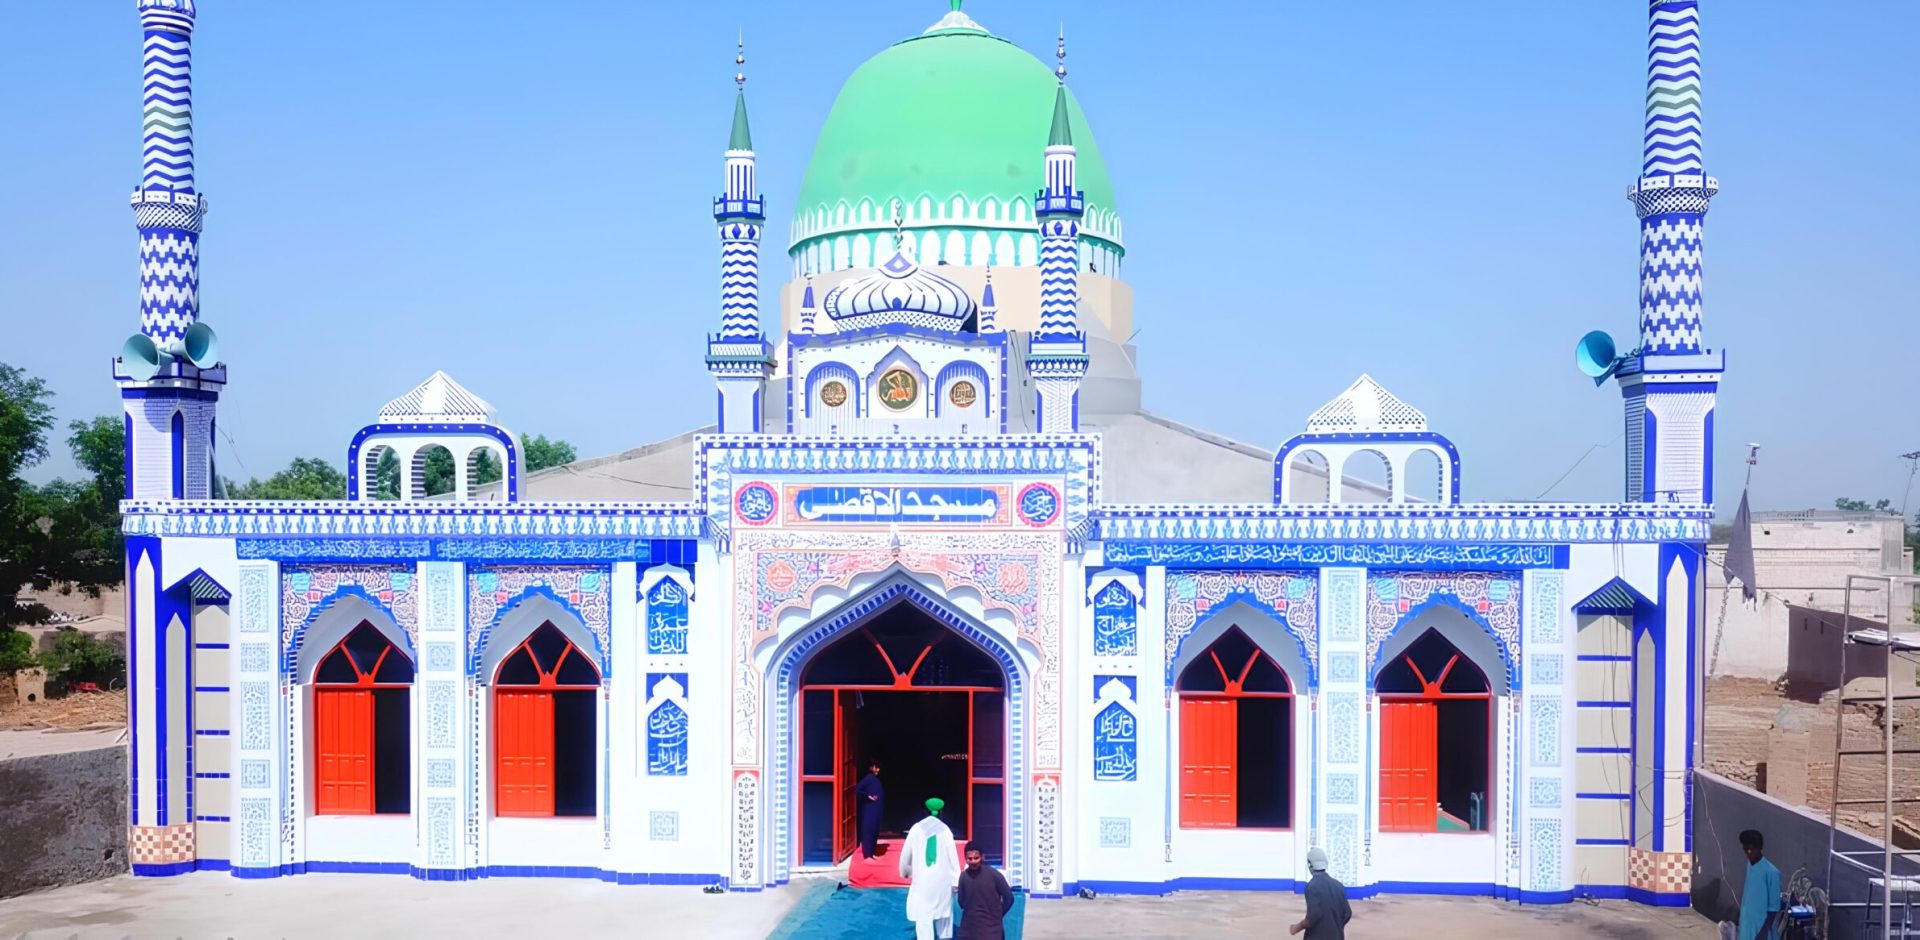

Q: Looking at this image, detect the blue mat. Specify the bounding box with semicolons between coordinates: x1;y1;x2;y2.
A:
768;883;1026;940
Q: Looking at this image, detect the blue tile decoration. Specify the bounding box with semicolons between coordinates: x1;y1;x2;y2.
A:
1329;652;1361;685
1327;813;1359;884
428;798;455;866
1098;817;1130;849
240;759;268;789
1093;674;1136;703
1328;773;1359;805
426;682;455;749
1529;818;1564;892
1092;701;1137;782
1529;776;1562;808
1531;654;1563;686
1092;580;1137;657
427;758;455;789
1531;697;1562;767
646;579;690;656
647;700;690;776
239;643;268;674
426;642;455;671
1327;692;1362;764
651;811;680;842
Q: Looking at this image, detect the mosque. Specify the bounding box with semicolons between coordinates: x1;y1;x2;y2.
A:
114;0;1722;906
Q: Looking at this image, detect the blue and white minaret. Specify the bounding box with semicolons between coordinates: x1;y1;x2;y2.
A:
706;36;774;434
1027;28;1088;433
116;0;222;503
1618;0;1722;504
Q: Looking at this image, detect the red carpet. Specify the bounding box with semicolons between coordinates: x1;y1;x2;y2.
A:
847;839;969;888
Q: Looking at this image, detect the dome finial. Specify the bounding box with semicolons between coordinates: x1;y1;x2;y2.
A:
1056;23;1067;83
950;0;964;10
735;31;746;90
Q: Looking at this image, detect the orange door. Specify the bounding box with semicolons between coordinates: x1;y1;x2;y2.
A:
836;691;860;860
315;689;374;814
1379;701;1437;831
1179;697;1237;828
496;690;555;816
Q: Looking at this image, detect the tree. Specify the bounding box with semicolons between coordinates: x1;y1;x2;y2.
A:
369;432;576;499
1834;497;1895;513
0;365;125;628
225;457;347;500
520;434;577;472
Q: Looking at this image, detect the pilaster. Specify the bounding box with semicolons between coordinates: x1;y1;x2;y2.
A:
413;561;470;877
229;560;286;877
1519;570;1572;901
1317;567;1368;889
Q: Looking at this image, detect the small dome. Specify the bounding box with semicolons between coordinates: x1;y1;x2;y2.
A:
1305;375;1428;434
379;370;498;424
822;251;978;331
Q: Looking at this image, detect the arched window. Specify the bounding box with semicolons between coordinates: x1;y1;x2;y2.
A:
1376;629;1491;832
1177;628;1294;829
313;622;413;815
494;622;599;818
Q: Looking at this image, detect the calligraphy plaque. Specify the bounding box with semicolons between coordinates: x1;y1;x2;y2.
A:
782;484;1013;525
819;380;848;408
878;368;920;411
948;380;979;408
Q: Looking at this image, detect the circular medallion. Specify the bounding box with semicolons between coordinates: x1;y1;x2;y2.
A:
877;368;920;411
765;560;799;593
948;380;979;409
819;380;848;408
734;482;778;525
1016;482;1061;527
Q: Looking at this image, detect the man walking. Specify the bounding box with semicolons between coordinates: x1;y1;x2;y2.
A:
956;845;1015;940
1738;829;1782;940
899;797;961;940
1289;847;1352;939
855;761;884;858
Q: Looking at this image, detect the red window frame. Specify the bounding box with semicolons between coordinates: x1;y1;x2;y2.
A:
494;624;600;818
1177;630;1294;830
312;625;411;816
1377;640;1491;833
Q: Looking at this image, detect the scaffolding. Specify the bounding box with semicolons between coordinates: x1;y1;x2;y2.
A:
1824;574;1920;938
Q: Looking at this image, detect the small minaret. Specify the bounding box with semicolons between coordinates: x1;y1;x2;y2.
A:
979;266;1000;333
116;0;221;502
1618;0;1722;503
798;277;818;335
706;34;773;434
1027;27;1089;433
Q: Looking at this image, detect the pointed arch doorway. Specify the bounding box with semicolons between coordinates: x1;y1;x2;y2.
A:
796;599;1008;867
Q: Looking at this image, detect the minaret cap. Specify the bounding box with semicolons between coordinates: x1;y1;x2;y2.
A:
729;33;753;150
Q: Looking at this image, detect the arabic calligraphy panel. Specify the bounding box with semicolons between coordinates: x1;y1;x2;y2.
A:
782;484;1012;525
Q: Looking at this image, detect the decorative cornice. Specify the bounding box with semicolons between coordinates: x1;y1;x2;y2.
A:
122;500;703;539
1098;502;1712;545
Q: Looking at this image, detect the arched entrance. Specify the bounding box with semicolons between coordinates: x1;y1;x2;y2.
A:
795;598;1008;867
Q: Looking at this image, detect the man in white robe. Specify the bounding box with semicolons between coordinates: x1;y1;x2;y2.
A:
898;796;962;940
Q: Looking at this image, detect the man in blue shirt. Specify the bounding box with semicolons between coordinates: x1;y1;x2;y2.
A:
1738;829;1782;940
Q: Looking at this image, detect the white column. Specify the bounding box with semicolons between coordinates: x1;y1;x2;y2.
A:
1317;567;1369;889
1520;570;1572;899
414;561;470;877
230;561;285;876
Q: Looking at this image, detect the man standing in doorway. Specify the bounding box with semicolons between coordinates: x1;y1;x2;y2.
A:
1738;829;1783;940
899;797;961;940
1289;847;1352;939
855;760;884;858
956;845;1014;940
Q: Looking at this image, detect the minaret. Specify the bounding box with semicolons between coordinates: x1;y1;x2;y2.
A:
115;0;222;502
706;35;773;434
1618;0;1722;503
979;266;1000;333
1027;27;1088;433
798;277;818;335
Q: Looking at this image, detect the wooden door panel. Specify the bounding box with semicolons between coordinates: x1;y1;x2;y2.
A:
836;691;858;860
496;691;555;816
315;689;373;815
1179;698;1237;828
1380;701;1437;831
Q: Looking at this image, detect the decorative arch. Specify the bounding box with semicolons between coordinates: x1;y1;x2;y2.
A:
765;573;1028;889
935;360;991;418
866;347;931;419
1164;571;1319;688
282;568;418;678
805;361;860;418
1169;600;1315;691
1371;595;1514;695
294;592;413;682
852;233;872;269
474;586;603;683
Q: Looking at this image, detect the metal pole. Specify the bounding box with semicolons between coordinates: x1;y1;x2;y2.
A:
1883;626;1894;940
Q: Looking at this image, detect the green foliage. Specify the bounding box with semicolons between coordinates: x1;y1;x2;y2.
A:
1834;497;1895;513
520;434;577;472
0;630;37;673
224;457;347;500
1;364;124;628
39;628;123;686
366;433;575;500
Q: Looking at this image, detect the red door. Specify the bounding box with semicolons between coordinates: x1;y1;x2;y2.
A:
314;689;374;814
1180;697;1237;828
496;690;555;816
836;691;860;860
1379;701;1437;831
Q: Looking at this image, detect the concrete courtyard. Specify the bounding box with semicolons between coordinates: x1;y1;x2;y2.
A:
0;872;1721;939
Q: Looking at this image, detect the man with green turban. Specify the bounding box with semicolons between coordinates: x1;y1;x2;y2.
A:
898;796;961;940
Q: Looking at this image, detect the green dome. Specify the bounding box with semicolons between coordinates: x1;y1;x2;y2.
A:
790;11;1121;265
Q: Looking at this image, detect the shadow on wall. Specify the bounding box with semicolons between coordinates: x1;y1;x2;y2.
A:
1693;770;1920;936
0;745;128;898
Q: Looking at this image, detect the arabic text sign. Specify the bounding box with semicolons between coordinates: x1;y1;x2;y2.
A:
784;485;1011;525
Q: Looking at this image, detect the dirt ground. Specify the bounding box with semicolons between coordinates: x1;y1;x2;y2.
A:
1704;676;1920;846
0;689;127;732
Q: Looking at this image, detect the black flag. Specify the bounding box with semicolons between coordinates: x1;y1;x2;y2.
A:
1722;490;1757;601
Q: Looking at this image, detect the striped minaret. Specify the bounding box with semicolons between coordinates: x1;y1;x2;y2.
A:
798;277;817;334
978;266;1000;333
134;0;204;346
1026;29;1088;433
1632;0;1717;354
1618;0;1723;506
706;37;773;434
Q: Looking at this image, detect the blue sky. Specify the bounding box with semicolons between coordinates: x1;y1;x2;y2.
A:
5;1;1917;513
